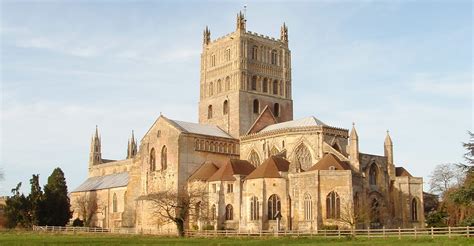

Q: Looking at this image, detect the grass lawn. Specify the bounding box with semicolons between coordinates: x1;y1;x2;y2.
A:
0;231;472;245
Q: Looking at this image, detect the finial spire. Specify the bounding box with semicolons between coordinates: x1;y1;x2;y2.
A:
280;22;288;43
203;26;211;45
236;11;246;31
350;122;358;139
385;129;393;146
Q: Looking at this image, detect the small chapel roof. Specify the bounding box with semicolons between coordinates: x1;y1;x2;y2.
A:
72;172;128;192
395;167;413;177
167;119;233;139
308;153;352;171
246;156;290;179
259;116;326;133
208;159;255;182
188;161;221;181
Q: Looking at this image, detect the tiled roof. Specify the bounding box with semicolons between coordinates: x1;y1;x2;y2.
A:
72;172;128;192
188;161;221;181
208;159;255;181
395;167;413;177
246;156;290;179
308;153;352;171
259;116;326;133
168;119;233;139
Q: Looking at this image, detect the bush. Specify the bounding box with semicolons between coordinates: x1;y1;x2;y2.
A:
72;218;84;227
320;224;338;230
191;224;199;230
202;224;214;230
426;211;448;227
460;215;474;226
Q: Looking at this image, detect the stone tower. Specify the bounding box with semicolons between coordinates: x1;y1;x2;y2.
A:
89;126;102;167
198;12;293;137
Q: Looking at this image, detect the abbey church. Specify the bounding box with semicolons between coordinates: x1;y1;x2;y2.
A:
71;13;424;232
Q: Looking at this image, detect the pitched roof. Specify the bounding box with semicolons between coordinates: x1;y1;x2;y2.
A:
308;153;352;171
259;116;326;133
166;118;234;139
395;167;413;177
246;156;290;179
72;172;128;192
208;159;255;181
188;161;221;181
246;105;277;135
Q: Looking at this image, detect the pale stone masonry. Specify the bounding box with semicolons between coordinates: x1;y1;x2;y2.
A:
70;13;424;232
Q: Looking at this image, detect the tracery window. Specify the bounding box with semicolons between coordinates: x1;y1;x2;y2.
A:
273;80;278;95
271;50;278;65
149;148;156;171
211;204;216;220
209;82;213;96
270;146;279;156
225;76;230;91
225;48;231;61
295;144;312;171
217;79;222;93
225;204;233;220
248;150;261;167
161;145;167;170
250;196;259;220
326;191;340;219
304;193;312;221
267;194;281;220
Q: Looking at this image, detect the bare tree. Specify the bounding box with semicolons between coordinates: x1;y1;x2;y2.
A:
429;163;463;195
142;184;209;237
74;192;99;227
338;199;370;231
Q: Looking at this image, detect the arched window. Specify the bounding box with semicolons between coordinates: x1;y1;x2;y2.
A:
273;80;278;94
225;204;233;220
252;45;258;60
250;196;259;220
295;144;312;171
195;201;201;221
225;48;231;61
253;99;259;114
411;198;418;221
270;146;279;156
248;150;261;167
209;82;213;96
113;193;118;212
225;76;230;91
161;145;167;170
326;191;340;219
211;204;216;220
262;78;268;92
304;193;312;221
149;148;156;171
268;194;281;220
274;103;280;117
217;79;222;93
271;50;278;65
223;100;229;115
369;163;378;185
251;76;257;90
208;105;213;119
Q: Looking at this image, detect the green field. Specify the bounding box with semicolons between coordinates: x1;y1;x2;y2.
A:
0;231;472;245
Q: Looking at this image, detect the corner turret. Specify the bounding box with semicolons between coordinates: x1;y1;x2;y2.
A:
349;122;360;171
384;130;396;179
280;22;288;43
236;11;246;31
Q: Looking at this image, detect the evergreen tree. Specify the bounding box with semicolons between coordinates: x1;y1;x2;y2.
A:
4;183;31;228
41;168;71;226
28;174;43;225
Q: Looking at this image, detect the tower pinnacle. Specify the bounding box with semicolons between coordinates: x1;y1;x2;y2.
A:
236;11;246;31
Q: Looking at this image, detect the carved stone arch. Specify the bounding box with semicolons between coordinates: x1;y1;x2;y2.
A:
368;161;381;186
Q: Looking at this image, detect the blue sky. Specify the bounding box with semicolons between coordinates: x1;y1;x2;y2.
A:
1;0;472;195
